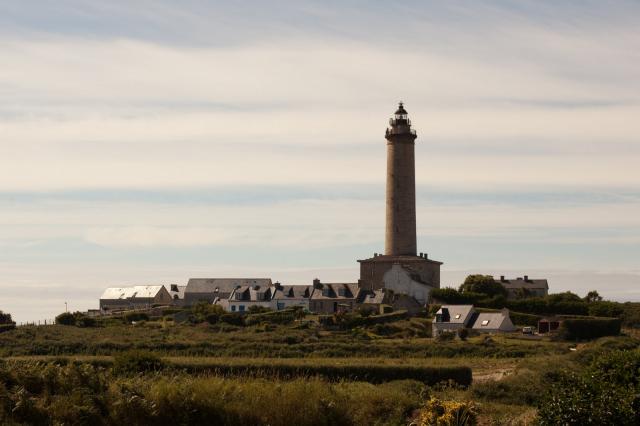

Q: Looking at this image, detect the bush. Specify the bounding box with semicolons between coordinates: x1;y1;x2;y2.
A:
124;312;149;323
459;274;507;298
416;397;477;426
558;317;621;340
0;310;13;325
220;313;245;326
457;328;469;341
0;324;16;334
588;301;624;318
436;331;456;342
430;288;485;305
508;311;541;327
245;308;300;326
75;316;97;328
113;350;164;374
55;312;76;326
537;349;640;425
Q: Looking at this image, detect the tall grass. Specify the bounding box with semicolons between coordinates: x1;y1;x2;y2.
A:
0;360;426;425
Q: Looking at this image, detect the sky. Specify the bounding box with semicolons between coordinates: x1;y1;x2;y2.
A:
1;1;639;323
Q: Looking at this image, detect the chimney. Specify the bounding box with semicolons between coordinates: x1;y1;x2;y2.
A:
424;253;428;259
274;281;282;288
524;275;529;282
419;252;423;258
374;253;378;257
500;276;505;282
170;284;178;292
313;278;322;288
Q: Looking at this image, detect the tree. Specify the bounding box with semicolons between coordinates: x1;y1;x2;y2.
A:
459;275;507;298
0;310;14;325
584;290;603;303
55;312;76;326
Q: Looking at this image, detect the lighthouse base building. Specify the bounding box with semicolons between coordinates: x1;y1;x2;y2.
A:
357;103;442;305
357;254;441;305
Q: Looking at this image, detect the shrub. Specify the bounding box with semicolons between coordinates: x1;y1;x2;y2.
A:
113;350;164;374
75;316;97;328
245;309;298;326
0;324;16;334
436;331;456;342
457;328;469;341
220;313;245;326
508;311;541;327
459;274;507;298
588;301;624;318
0;310;13;325
124;312;150;323
416;397;477;426
558;317;621;340
537;349;640;425
430;288;485;305
55;312;76;326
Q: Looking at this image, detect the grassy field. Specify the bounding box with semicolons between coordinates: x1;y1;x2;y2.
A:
1;317;638;424
0;320;571;359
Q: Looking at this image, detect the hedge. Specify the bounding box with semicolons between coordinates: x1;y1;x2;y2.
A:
170;360;473;386
245;309;298;326
508;311;541;327
558;317;622;340
0;323;16;334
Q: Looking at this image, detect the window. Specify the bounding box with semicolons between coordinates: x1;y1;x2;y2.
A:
338;288;346;297
231;305;236;312
481;320;490;326
239;305;245;312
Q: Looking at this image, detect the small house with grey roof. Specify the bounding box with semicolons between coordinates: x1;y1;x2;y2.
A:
432;305;516;337
184;278;273;306
309;279;361;314
271;283;312;311
497;275;549;299
100;285;172;312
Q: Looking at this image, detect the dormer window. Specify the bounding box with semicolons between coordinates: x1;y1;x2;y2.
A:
322;288;330;297
338;288;346;297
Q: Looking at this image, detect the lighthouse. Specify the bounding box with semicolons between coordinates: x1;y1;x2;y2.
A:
385;102;417;256
357;103;442;297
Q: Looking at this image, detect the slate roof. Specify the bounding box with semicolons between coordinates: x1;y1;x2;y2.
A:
497;278;548;289
272;285;312;300
436;305;475;324
168;284;186;300
100;287;136;300
310;283;360;300
470;311;514;330
360;289;386;305
229;285;274;302
186;278;272;294
100;285;165;300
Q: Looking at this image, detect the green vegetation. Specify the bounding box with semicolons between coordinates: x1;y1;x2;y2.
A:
0;310;15;334
459;274;507;298
558;317;622;340
537;348;640;425
0;322;570;359
1;302;639;423
0;360;428;425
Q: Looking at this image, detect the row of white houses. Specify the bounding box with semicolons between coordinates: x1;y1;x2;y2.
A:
99;279;395;314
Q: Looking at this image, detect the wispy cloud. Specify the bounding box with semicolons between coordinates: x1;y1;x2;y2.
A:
1;1;639;321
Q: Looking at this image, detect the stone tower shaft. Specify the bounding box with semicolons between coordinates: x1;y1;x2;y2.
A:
384;103;417;256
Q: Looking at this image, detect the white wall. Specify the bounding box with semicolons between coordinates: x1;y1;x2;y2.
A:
382;264;433;304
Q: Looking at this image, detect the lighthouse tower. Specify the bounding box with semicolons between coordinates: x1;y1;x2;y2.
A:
357;103;442;298
385;102;417;256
